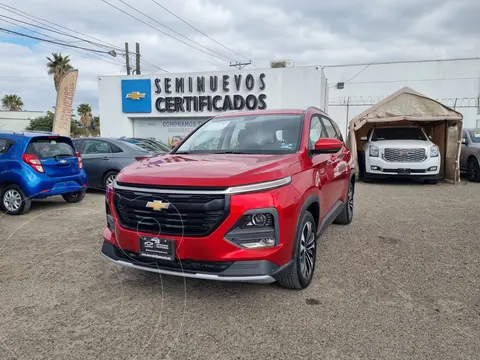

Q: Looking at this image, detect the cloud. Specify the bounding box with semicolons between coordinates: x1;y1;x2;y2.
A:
0;0;477;115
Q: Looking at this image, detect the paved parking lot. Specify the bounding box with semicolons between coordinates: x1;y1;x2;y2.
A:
0;181;479;360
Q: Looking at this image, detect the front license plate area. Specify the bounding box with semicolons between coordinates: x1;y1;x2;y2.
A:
397;168;411;174
139;236;175;261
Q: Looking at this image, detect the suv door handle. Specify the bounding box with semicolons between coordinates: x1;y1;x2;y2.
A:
102;156;110;160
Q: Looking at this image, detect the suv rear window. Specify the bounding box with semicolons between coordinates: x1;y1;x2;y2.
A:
25;137;75;159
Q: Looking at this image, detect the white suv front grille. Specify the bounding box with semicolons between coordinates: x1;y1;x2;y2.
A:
383;148;426;162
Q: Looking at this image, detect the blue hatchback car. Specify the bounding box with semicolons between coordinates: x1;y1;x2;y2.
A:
0;130;88;215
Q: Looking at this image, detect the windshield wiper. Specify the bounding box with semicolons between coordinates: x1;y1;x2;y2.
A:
212;151;248;154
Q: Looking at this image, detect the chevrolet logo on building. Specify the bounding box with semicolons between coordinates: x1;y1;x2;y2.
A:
145;200;171;211
125;91;146;100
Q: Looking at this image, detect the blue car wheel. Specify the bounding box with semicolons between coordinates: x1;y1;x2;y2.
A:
1;185;32;215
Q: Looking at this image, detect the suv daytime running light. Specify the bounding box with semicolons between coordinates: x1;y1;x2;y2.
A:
225;176;292;194
112;176;292;195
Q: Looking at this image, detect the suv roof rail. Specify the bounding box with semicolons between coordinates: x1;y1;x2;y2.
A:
0;130;16;134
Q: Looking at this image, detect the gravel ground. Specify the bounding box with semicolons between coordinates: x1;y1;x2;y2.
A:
0;180;479;360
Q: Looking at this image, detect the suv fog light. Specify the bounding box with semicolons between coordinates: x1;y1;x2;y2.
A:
371;166;380;170
224;209;279;249
428;166;437;171
243;237;276;249
252;213;267;226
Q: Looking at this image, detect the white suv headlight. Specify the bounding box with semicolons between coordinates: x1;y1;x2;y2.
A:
430;145;439;157
369;145;379;157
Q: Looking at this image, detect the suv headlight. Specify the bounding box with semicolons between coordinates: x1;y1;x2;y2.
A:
224;209;279;249
430;145;439;157
369;145;379;157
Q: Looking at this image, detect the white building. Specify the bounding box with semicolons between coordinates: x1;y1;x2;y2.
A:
98;57;480;142
98;67;328;146
0;110;45;132
324;57;480;137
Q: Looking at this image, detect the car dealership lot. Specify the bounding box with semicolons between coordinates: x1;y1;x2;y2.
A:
0;182;479;360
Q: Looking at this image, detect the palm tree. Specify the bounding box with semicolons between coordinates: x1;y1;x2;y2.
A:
46;52;74;92
1;94;24;111
77;103;92;128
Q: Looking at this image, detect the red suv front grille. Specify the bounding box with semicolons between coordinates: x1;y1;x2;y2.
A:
113;187;229;237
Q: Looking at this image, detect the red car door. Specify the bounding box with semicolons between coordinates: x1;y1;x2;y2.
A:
307;114;338;219
320;116;350;203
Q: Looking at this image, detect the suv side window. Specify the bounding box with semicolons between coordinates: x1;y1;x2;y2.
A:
309;115;323;149
320;116;340;140
0;139;8;154
110;143;124;153
83;139;111;154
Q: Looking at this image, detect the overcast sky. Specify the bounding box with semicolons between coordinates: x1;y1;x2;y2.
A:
0;0;478;115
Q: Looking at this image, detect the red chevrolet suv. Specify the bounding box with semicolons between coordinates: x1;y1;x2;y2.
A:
102;108;355;289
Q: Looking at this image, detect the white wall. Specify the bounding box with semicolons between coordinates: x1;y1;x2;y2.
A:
0;111;45;132
98;66;327;137
323;58;480;138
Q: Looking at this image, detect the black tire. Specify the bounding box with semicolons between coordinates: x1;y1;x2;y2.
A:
334;181;354;225
277;211;317;290
62;190;86;203
467;158;480;182
0;184;31;215
102;171;118;189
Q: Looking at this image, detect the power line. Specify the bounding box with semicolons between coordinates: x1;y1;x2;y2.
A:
0;13;121;51
0;17;125;67
0;2;121;52
150;0;252;63
0;27;118;54
99;0;233;63
116;0;237;62
0;2;168;72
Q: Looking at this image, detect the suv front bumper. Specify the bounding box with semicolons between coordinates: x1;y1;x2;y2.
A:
101;240;293;283
365;154;441;177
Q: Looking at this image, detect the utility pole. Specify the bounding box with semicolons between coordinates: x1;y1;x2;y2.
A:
135;42;141;75
124;42;131;75
229;61;251;70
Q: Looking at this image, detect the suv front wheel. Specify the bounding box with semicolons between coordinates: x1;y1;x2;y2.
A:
278;211;317;290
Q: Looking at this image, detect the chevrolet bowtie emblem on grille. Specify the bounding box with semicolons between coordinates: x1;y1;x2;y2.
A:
126;91;146;100
146;200;171;211
59;159;67;164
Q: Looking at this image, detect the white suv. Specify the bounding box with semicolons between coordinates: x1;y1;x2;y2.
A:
361;125;440;184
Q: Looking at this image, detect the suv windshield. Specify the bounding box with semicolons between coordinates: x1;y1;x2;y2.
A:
175;114;303;154
371;127;427;141
469;130;480;143
26;137;75;159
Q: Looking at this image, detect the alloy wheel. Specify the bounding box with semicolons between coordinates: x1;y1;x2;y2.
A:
106;174;116;187
3;189;22;212
468;160;477;181
299;220;316;279
347;184;354;219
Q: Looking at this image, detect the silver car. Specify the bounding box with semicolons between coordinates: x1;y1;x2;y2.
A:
72;137;161;189
460;128;480;182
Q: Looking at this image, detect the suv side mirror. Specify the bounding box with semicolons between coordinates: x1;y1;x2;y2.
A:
462;137;468;145
360;136;368;141
312;138;343;154
428;135;432;140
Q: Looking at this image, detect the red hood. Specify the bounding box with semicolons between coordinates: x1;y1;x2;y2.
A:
116;153;299;187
